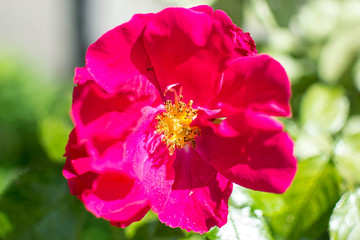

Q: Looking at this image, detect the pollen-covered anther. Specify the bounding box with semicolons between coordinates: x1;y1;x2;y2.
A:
155;99;201;155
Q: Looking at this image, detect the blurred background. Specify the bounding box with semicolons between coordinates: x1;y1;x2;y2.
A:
0;0;359;239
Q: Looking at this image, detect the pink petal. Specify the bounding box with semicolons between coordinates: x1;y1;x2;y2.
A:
213;10;257;56
81;162;169;222
82;106;174;217
121;106;175;212
86;13;160;94
82;171;152;224
73;67;92;85
158;148;232;233
211;54;291;117
143;7;236;106
63;129;98;197
190;5;214;15
63;129;91;177
71;80;159;162
92;172;135;201
197;112;297;193
64;134;153;226
110;203;151;228
215;110;284;137
190;5;257;56
67;172;98;198
65;107;175;226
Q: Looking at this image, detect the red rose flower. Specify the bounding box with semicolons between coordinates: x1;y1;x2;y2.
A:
63;5;297;233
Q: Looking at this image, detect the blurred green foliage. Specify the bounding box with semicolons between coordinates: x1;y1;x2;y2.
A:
0;0;360;239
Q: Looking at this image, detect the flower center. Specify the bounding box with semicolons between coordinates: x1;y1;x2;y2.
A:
155;99;200;155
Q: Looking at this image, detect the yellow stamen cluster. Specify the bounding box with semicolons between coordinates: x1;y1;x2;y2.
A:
155;99;201;155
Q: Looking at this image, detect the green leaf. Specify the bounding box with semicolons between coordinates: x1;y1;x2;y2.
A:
0;57;55;125
300;84;349;134
123;211;157;239
0;168;23;195
0;57;58;168
204;227;220;240
329;189;360;240
79;215;125;240
342;116;360;136
0;210;12;239
0;168;86;240
38;116;72;163
38;89;72;163
212;0;246;26
266;0;302;27
291;0;339;42
319;25;360;83
334;133;360;187
129;220;186;240
294;130;333;160
217;206;273;240
0;125;21;166
249;156;341;239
